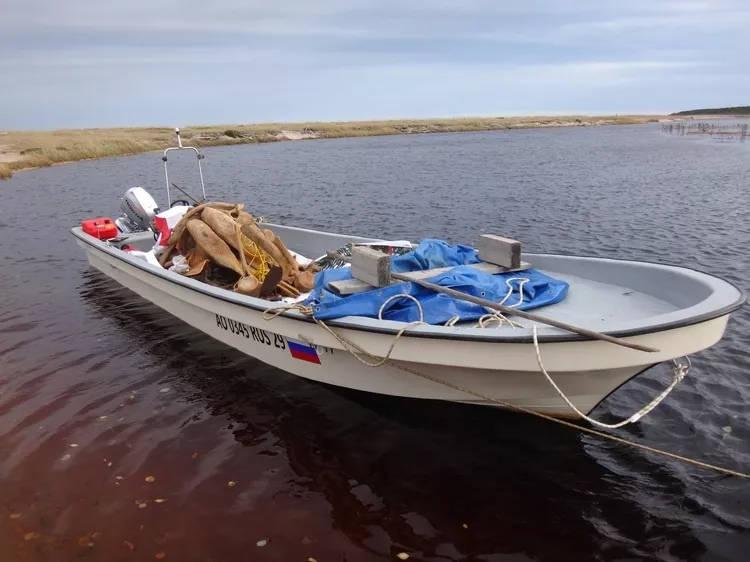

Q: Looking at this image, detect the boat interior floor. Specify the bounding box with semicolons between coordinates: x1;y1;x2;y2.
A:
431;273;677;331
510;272;677;328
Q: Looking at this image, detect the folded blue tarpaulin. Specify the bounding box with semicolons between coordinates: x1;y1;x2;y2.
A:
305;239;569;325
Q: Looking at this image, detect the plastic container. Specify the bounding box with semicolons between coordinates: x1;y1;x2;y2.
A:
154;206;190;246
81;217;118;240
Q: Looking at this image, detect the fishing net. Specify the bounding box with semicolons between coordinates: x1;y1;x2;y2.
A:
158;202;316;299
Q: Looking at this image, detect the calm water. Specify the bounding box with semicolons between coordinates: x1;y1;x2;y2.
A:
1;123;749;561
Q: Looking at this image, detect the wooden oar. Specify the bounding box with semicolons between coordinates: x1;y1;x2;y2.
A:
326;251;659;353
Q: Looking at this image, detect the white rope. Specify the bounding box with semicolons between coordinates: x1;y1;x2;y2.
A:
261;305;746;477
444;316;461;327
531;325;690;429
313;316;426;368
475;277;528;329
476;313;524;329
378;293;424;322
497;277;529;307
262;294;687;430
264;303;687;429
263;298;427;369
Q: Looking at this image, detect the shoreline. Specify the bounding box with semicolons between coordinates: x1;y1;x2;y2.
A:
0;113;726;180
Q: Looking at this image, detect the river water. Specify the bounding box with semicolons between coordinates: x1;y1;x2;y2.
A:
1;123;749;561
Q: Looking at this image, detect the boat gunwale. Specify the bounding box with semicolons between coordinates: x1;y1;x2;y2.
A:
71;227;746;344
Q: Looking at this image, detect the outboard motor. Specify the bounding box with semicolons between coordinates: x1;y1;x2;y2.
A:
116;187;160;233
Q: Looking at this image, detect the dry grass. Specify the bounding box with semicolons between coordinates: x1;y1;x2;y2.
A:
0;115;664;179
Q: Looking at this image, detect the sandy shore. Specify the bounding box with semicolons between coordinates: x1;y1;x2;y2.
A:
0;114;680;180
0;144;21;164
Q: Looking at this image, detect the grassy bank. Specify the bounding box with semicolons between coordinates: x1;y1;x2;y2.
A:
0;115;664;180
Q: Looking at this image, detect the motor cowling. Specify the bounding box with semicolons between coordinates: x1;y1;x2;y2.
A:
117;187;160;232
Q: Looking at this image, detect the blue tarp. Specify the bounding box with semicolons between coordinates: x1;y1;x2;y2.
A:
305;239;569;325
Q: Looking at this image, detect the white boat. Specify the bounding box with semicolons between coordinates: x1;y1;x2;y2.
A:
71;132;745;420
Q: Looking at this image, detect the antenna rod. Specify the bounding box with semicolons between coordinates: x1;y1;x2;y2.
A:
171;182;202;205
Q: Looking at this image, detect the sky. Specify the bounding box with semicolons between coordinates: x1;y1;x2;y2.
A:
2;0;749;129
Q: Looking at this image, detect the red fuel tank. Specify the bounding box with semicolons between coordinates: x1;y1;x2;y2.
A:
81;217;118;240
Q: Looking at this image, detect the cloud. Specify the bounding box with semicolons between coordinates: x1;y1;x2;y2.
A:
1;0;748;128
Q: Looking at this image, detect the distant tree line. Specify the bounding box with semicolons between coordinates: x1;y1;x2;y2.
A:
671;106;750;116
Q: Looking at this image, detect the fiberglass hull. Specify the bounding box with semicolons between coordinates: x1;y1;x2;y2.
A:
72;225;741;419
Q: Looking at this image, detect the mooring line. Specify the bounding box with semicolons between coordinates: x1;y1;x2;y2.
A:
264;305;748;478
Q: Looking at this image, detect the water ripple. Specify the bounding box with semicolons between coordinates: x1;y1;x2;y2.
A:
0;123;748;560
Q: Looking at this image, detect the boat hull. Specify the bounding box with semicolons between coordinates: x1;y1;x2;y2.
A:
77;237;731;419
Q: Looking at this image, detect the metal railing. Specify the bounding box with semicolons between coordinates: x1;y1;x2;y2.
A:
162;128;207;206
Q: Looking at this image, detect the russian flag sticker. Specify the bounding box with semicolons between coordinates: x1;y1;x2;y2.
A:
288;340;321;364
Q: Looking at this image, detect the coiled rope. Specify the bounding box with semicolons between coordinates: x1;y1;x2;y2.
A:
241;237;270;281
261;302;748;478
